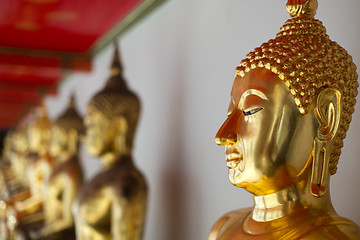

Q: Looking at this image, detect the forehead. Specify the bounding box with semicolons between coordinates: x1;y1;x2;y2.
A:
87;105;104;117
51;125;68;134
231;68;284;98
85;105;110;125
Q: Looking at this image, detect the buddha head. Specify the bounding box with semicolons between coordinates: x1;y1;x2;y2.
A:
2;131;14;162
12;123;29;156
49;95;84;160
84;46;140;158
27;104;52;156
215;0;358;197
10;123;30;177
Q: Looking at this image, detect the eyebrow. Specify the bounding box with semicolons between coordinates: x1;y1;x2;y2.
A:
238;89;268;110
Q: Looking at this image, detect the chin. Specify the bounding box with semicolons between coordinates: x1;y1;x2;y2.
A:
228;170;243;187
231;180;249;189
228;170;257;191
87;147;101;157
85;141;101;156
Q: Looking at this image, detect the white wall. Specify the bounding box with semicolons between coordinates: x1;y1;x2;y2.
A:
46;0;360;239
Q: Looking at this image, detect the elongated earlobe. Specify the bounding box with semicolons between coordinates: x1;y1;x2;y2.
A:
68;129;79;157
311;88;341;197
311;139;331;197
113;116;128;154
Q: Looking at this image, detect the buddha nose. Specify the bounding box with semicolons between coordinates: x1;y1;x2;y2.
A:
215;110;242;146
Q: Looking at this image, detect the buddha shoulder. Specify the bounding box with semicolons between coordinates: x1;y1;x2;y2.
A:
209;209;360;240
109;162;147;198
77;161;146;203
302;216;360;240
209;208;252;240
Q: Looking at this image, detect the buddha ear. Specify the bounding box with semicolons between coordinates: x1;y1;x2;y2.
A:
113;116;128;152
311;88;341;197
68;129;79;156
114;116;128;135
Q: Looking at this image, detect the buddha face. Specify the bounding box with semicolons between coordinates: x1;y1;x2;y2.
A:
49;126;68;158
12;131;28;154
84;106;114;157
216;68;317;196
27;125;50;154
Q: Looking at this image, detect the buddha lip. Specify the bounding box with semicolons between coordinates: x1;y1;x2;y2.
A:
226;153;243;162
226;157;244;169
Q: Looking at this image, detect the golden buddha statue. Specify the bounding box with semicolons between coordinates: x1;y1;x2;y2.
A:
25;105;53;201
210;0;360;239
1;126;32;210
7;105;54;237
0;131;20;198
30;95;84;240
73;46;148;240
9;124;31;189
0;125;35;239
0;131;19;240
0;126;30;199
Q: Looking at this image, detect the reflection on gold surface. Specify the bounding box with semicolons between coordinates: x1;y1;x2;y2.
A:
210;0;360;239
73;46;147;240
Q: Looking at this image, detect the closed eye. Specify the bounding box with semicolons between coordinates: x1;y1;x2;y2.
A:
243;107;263;116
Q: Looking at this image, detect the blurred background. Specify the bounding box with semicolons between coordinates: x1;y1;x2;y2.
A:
1;0;360;239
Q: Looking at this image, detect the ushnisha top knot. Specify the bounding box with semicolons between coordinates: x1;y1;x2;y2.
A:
30;102;51;130
54;94;84;135
106;44;127;90
286;0;318;18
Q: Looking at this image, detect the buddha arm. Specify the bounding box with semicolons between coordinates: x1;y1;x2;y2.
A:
208;216;229;240
0;189;30;225
4;189;31;204
15;159;53;220
112;193;146;240
56;174;76;228
13;194;43;219
112;197;134;240
208;208;252;240
37;175;76;237
3;168;24;192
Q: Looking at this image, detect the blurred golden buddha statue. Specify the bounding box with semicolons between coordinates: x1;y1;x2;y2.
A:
10;124;31;189
25;105;53;202
2;126;32;210
0;131;22;198
30;95;84;240
7;104;54;237
0;123;31;200
0;131;23;240
210;0;360;239
0;121;39;239
73;46;147;240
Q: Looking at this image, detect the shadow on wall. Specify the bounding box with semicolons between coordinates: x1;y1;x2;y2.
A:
161;156;186;240
159;68;187;240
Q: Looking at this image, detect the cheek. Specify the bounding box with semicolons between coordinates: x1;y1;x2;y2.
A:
87;126;108;149
240;109;279;165
85;129;99;150
240;113;268;145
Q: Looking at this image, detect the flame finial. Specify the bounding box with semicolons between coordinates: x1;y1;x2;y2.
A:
286;0;318;18
110;42;123;77
68;93;76;109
